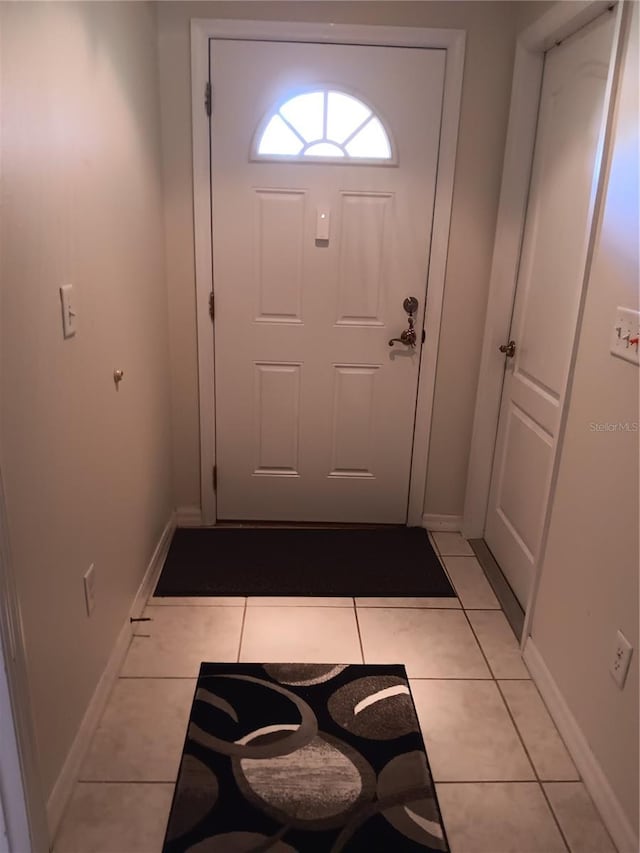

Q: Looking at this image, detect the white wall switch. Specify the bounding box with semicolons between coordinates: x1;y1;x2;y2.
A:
83;563;95;616
609;629;633;689
59;284;77;338
610;306;639;365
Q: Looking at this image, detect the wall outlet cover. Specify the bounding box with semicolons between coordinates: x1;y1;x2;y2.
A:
609;629;633;689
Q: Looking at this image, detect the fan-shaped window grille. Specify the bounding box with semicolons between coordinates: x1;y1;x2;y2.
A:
254;90;394;163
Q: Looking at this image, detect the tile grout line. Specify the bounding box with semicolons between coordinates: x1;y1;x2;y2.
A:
494;678;572;853
461;610;530;677
459;592;545;786
512;669;584;770
76;779;177;785
118;675;200;680
434;779;572;786
432;543;457;588
356;606;462;611
237;598;248;664
408;676;497;682
431;538;466;613
148;602;464;611
538;782;575;853
461;607;498;679
352;599;365;664
494;679;543;782
432;776;551;787
452;547;569;850
432;534;503;611
147;604;246;608
495;670;582;786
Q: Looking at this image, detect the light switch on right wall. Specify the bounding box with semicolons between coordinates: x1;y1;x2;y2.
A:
610;306;639;365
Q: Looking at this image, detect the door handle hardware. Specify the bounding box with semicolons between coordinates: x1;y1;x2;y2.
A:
389;328;417;348
499;340;516;358
389;296;419;348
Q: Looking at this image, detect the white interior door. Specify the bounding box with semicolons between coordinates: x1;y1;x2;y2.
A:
211;40;444;522
485;11;615;605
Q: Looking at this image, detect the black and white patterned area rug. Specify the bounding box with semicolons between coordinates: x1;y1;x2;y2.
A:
163;663;449;853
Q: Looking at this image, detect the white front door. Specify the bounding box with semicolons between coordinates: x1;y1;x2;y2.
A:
210;39;445;522
485;11;615;605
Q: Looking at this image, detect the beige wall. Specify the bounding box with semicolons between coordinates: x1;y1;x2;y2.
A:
514;0;556;31
531;4;639;837
157;1;521;517
0;0;172;803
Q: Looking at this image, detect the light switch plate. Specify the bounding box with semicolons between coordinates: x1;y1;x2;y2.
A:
60;284;76;338
610;306;639;365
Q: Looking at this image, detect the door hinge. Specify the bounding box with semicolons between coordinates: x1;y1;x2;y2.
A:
421;329;426;344
205;81;212;117
209;291;214;322
212;465;217;491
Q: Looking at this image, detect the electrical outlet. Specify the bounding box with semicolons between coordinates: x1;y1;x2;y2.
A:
610;306;639;365
83;563;96;616
609;630;633;689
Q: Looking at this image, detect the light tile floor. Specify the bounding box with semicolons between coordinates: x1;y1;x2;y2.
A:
53;532;617;853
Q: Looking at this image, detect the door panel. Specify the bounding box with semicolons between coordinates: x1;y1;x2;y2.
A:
485;12;615;605
336;193;391;325
254;191;305;323
330;365;379;477
211;40;445;521
497;403;552;555
254;363;301;475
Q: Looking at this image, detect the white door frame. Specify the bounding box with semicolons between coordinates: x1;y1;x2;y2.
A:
190;19;465;526
462;1;625;621
0;472;49;852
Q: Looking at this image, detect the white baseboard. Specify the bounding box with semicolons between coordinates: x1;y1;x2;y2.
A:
422;513;463;532
131;518;176;617
523;638;639;853
174;506;203;527
46;514;175;838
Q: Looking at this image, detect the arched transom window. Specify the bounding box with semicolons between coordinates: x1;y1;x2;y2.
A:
254;89;395;163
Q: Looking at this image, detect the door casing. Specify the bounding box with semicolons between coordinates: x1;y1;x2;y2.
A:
462;0;625;634
190;18;465;526
0;472;49;852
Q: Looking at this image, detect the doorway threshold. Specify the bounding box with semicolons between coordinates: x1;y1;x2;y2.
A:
468;539;525;641
211;521;403;529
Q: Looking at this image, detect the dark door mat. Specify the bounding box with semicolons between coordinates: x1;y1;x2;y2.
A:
154;527;455;597
163;663;449;852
